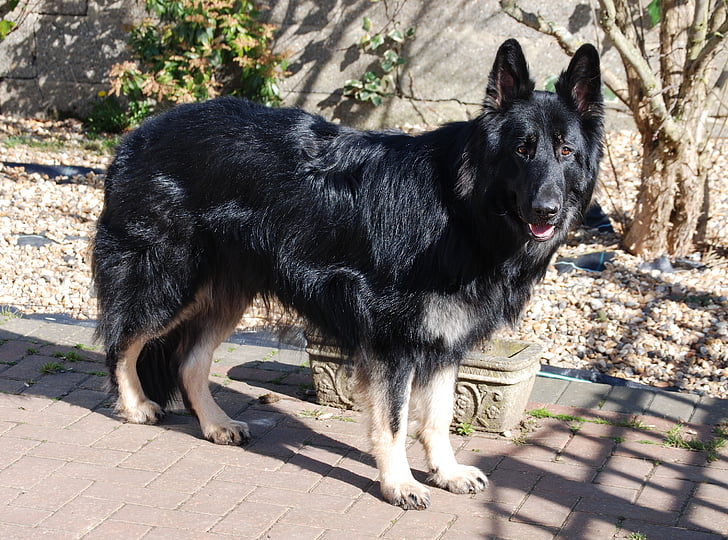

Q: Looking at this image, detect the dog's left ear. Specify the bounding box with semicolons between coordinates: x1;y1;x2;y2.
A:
555;44;603;119
485;39;535;111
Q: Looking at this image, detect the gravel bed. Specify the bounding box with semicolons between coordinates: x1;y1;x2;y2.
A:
1;116;726;398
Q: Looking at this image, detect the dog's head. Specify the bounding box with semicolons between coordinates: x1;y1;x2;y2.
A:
463;39;603;247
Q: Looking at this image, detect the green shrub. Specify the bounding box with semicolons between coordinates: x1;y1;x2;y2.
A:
108;0;287;126
84;91;130;134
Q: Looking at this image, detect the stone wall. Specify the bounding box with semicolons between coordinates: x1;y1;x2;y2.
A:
0;0;632;127
0;0;147;118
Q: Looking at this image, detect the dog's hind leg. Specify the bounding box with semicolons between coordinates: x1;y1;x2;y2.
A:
177;295;251;446
411;365;488;494
113;336;164;424
358;362;431;510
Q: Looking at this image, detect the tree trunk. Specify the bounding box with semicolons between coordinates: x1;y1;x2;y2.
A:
623;132;705;258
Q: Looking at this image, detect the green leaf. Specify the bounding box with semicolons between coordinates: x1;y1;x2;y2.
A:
603;85;617;101
388;28;404;43
405;26;416;39
368;33;385;51
362;16;372;32
544;74;559;93
0;20;16;41
647;0;660;27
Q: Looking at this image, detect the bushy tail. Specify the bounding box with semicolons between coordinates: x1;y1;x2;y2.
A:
134;328;186;408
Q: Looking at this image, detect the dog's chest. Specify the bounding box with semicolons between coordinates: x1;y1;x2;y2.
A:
421;293;476;348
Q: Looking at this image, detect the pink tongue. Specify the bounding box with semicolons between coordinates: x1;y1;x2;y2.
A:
529;223;555;239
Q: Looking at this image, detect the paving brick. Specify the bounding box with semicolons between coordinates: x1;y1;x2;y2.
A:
555;381;612;409
93;422;164;452
22;372;90;399
142;526;231;539
147;455;224;494
247;485;353;513
263;522;325;539
0;455;65;489
0;433;40;466
693;481;728;501
594;455;655;491
0;523;77;540
0;340;36;362
11;475;92;511
557;511;620;539
534;474;637;503
8;422;109;447
55;461;159;486
645;390;700;422
0;502;53;526
575;497;678;526
558;431;616;468
211;500;289;536
223;463;323;492
119;438;190;472
442;515;558;539
618;519;724;539
386;508;456;538
280;494;402;536
111;503;222;532
513;491;578;528
84;520;152;540
0;484;19;504
180;479;253;515
528;376;569;404
691;396;728;425
38;495;123;535
601;386;656;414
635;474;696;512
479;467;539;506
679;499;728;534
83;481;190;509
1;354;58;380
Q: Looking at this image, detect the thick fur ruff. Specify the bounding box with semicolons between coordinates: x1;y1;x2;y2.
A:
92;39;603;509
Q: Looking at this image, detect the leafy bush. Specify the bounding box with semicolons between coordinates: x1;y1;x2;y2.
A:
107;0;287;126
84;91;130;134
343;13;415;106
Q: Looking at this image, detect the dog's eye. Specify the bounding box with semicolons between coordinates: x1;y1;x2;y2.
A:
560;145;573;156
516;145;527;156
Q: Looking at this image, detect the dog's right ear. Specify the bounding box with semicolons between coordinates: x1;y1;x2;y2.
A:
484;39;535;111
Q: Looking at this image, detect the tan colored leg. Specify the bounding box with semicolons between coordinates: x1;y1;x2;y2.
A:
179;326;249;445
411;365;488;494
115;337;164;424
360;368;430;510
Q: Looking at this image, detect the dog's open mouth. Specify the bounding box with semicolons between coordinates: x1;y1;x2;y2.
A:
528;223;556;241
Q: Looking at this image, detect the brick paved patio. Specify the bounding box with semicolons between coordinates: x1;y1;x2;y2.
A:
0;316;726;539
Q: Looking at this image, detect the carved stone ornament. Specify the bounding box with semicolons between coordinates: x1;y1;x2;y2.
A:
305;334;542;433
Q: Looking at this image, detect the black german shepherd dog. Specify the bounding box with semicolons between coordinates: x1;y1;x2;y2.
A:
93;39;603;510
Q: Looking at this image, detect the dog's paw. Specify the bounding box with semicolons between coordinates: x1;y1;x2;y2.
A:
203;419;251;446
381;480;431;510
119;399;164;425
429;464;488;494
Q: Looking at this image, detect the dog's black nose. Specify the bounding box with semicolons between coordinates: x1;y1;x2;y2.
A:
532;200;560;219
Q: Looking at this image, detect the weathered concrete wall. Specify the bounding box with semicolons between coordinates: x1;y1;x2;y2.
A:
0;0;145;118
266;0;629;128
0;0;629;127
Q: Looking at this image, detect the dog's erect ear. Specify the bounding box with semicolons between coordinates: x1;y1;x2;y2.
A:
485;39;535;111
555;44;603;119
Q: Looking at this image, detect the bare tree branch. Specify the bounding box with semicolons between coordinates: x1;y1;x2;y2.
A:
598;0;681;140
498;0;629;104
685;16;728;82
687;0;711;64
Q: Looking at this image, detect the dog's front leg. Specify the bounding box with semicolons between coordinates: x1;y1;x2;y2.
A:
411;364;488;494
360;366;430;510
